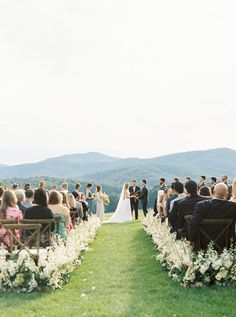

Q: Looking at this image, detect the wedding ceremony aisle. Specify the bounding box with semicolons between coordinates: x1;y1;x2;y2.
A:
1;218;236;317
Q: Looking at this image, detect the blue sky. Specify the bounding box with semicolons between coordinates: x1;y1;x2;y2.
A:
0;0;236;164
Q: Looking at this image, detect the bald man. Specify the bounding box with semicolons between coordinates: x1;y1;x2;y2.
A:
190;183;236;246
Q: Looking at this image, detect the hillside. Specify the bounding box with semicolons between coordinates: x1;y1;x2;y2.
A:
0;148;236;186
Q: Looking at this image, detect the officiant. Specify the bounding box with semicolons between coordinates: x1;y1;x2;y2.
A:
129;180;140;220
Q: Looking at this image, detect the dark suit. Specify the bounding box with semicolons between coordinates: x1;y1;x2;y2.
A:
138;185;149;217
190;199;236;242
169;194;208;238
129;186;140;220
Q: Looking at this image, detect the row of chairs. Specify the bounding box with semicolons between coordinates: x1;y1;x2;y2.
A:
0;218;60;265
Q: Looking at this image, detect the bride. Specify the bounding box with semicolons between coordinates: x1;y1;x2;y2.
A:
108;183;133;223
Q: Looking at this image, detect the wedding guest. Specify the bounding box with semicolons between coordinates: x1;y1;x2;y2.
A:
138;180;149;217
169;181;208;238
173;177;179;183
51;185;57;190
199;176;206;188
210;177;217;195
80;193;90;221
68;193;79;224
60;191;70;209
227;184;232;201
39;180;46;190
24;188;54;221
48;191;71;239
190;183;236;248
72;183;81;195
169;182;185;212
222;175;229;186
0;187;4;206
23;189;35;209
24;183;31;191
157;188;168;221
12;183;19;191
0;190;23;246
230;180;236;203
61;182;69;194
165;183;178;217
95;185;104;223
72;191;83;219
199;186;211;198
15;189;27;215
129;180;140;220
159;178;168;191
185;177;191;182
86;183;94;213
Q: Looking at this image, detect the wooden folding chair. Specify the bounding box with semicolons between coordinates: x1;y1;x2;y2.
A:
3;224;42;264
22;219;54;247
185;215;234;252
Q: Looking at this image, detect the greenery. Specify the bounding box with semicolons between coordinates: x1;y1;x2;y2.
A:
1;215;236;317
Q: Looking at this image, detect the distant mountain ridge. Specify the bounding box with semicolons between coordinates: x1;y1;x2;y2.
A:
0;148;236;186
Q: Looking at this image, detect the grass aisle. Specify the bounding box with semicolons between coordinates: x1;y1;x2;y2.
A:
1;217;236;317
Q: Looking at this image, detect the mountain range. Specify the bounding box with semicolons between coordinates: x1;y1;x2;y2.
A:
0;148;236;186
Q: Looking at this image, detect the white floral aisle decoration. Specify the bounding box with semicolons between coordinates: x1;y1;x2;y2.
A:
0;216;101;292
143;213;236;287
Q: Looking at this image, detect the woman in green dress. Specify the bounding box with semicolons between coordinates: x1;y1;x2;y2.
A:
48;190;71;239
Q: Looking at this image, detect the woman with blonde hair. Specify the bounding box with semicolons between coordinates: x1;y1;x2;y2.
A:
0;190;23;246
68;193;79;224
48;191;71;239
230;180;236;203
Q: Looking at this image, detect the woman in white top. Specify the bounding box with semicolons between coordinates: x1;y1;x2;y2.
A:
95;185;105;223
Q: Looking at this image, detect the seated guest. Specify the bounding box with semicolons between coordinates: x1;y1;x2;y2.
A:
60;191;70;209
199;176;206;188
210;177;217;195
230;180;236;203
61;182;69;194
199;186;211;198
72;183;81;197
169;181;185;212
0;186;4;206
165;183;178;217
39;180;46;190
222;175;229;186
24;188;54;221
12;183;19;191
190;183;236;248
23;189;35;209
80;193;90;221
15;189;27;215
68;193;79;224
72;191;83;219
48;191;71;239
169;180;208;238
0;190;23;246
24;183;31;191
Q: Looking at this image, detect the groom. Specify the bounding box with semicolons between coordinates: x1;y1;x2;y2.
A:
138;179;149;217
129;179;140;220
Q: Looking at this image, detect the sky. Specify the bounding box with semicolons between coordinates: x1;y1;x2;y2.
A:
0;0;236;165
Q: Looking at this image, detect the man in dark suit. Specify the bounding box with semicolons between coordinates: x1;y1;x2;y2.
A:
129;179;140;220
169;180;208;238
199;176;206;188
190;183;236;246
138;179;149;217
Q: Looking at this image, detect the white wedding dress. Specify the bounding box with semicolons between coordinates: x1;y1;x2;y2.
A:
108;185;132;223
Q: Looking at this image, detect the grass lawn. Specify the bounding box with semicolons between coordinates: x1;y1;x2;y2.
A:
1;212;236;317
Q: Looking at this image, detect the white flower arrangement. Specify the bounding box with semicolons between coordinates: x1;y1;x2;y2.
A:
143;212;236;287
0;216;101;292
